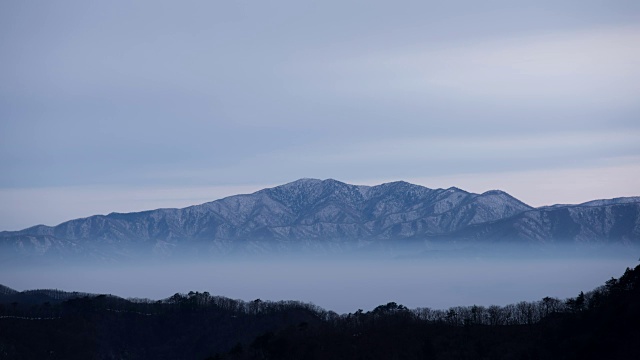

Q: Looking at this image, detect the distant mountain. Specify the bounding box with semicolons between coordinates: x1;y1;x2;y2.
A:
0;285;96;306
0;179;638;259
435;199;640;245
0;284;18;296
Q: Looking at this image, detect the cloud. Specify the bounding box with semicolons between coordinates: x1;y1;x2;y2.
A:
203;128;639;183
304;129;640;164
305;25;640;107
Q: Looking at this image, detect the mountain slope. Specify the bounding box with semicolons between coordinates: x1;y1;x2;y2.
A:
437;199;640;244
1;179;639;259
0;179;534;258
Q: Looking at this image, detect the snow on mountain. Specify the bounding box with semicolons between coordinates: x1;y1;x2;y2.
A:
0;178;637;259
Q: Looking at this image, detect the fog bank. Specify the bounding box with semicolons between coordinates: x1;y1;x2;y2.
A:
2;253;637;314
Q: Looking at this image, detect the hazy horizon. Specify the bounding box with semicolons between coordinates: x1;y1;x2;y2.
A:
2;252;637;314
2;241;638;314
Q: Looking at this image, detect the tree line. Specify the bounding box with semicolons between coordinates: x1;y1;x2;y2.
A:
1;264;639;359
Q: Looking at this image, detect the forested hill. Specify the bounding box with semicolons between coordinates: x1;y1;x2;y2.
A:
1;179;639;260
1;264;639;359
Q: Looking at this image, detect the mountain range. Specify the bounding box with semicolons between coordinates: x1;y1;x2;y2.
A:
1;178;639;260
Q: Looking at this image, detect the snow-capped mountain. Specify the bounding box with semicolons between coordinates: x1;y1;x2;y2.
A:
433;199;640;245
0;179;638;259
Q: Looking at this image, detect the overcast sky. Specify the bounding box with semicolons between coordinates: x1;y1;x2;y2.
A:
1;0;639;230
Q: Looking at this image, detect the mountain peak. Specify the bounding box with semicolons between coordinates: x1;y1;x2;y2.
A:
477;189;533;209
281;178;323;186
442;186;468;194
276;178;351;188
480;189;507;195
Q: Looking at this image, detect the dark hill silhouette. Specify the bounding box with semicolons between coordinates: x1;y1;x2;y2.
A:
1;264;639;359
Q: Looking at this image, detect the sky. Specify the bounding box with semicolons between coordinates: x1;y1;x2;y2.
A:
1;0;639;231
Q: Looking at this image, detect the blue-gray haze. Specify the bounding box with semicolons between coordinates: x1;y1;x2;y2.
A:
3;253;637;314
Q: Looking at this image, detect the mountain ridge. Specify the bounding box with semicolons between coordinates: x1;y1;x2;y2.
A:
1;178;638;259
